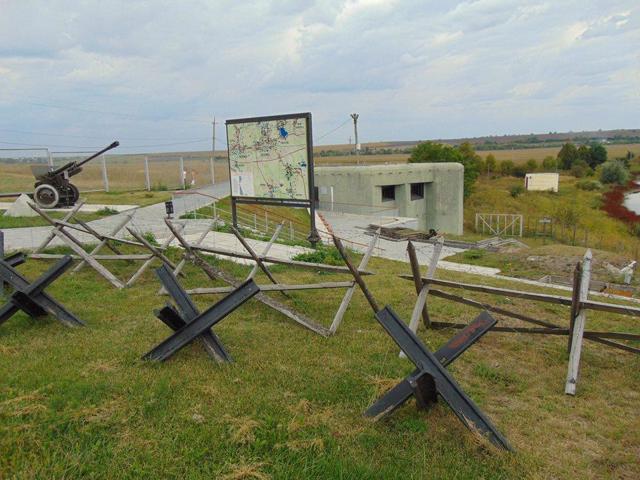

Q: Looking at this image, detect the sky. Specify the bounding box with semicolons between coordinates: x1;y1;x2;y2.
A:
0;0;638;154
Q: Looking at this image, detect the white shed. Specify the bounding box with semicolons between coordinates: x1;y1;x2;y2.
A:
525;173;559;193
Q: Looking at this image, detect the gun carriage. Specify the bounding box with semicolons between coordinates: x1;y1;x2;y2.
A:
31;141;119;208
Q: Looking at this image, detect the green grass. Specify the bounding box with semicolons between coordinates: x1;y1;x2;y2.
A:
1;248;639;478
0;209;116;229
466;174;640;257
181;195;313;246
82;190;172;207
447;244;634;284
0;190;170;228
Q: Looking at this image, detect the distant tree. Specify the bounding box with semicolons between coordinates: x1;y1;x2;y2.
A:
557;142;578;170
600;160;630;184
409;141;458;163
570;159;591;178
409;141;479;198
499;159;514;176
542;156;557;171
512;165;527;178
485;154;497;175
525;159;538;172
588;143;607;168
577;145;591;165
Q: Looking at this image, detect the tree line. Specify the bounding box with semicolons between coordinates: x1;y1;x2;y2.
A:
409;140;635;198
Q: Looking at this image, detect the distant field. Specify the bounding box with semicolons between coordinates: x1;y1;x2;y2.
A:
1;143;638;194
479;143;638;164
315;153;409;166
0;158;230;194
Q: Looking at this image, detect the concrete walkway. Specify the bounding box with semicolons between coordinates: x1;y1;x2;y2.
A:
317;210;501;276
0;183;229;251
180;231;314;265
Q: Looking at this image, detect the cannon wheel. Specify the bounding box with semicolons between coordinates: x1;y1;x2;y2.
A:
34;184;60;209
69;184;80;204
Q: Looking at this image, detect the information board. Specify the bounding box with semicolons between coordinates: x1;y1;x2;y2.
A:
226;113;313;202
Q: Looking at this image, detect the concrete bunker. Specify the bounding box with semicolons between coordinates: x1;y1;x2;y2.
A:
315;163;464;235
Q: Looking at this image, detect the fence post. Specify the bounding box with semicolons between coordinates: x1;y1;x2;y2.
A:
475;213;478;233
213;202;217;224
101;155;109;192
519;215;523;237
254;213;257;230
179;157;185;190
565;249;592;396
264;211;268;233
290;221;294;241
144;156;151;191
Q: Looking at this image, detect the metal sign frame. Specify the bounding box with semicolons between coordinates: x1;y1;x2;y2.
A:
225;112;319;244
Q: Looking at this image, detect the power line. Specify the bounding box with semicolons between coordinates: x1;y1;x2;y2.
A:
0;127;209;143
0;138;210;150
1;116;351;152
23;100;209;124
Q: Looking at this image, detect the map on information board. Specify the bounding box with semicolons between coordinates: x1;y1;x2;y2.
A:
226;113;311;201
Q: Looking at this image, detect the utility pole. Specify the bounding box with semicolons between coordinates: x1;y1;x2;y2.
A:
350;113;360;164
210;117;217;185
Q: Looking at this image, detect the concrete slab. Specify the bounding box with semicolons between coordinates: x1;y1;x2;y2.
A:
317;210;501;277
2;194;37;217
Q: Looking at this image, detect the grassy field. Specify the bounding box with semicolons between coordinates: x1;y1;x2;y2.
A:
82;190;172;207
478;143;638;164
1;247;638;478
464;175;640;258
0;191;171;228
0;209;115;229
181;195;312;243
448;244;633;284
2;143;638;194
0;158;229;194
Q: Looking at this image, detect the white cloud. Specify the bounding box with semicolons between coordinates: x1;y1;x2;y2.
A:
0;0;637;151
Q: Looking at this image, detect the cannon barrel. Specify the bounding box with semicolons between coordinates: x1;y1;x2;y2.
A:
49;141;119;177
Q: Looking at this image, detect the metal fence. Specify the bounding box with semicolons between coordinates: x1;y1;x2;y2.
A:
475;212;640;259
475;213;524;237
176;199;309;244
0;152;230;194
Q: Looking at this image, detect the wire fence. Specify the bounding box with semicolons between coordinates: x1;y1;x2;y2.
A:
474;213;640;260
0;152;230;194
179;200;310;244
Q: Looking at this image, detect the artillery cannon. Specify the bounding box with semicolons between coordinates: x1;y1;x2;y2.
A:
31;141;119;208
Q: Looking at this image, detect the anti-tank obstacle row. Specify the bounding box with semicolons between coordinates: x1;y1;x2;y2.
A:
399;241;640;396
26;202;214;289
160;219;378;337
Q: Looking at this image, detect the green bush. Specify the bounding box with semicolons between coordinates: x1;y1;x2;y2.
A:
600;160;630;184
509;185;525;198
463;249;485;260
512;165;527;178
292;246;345;266
142;231;159;246
95;207;118;216
575;179;602;191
